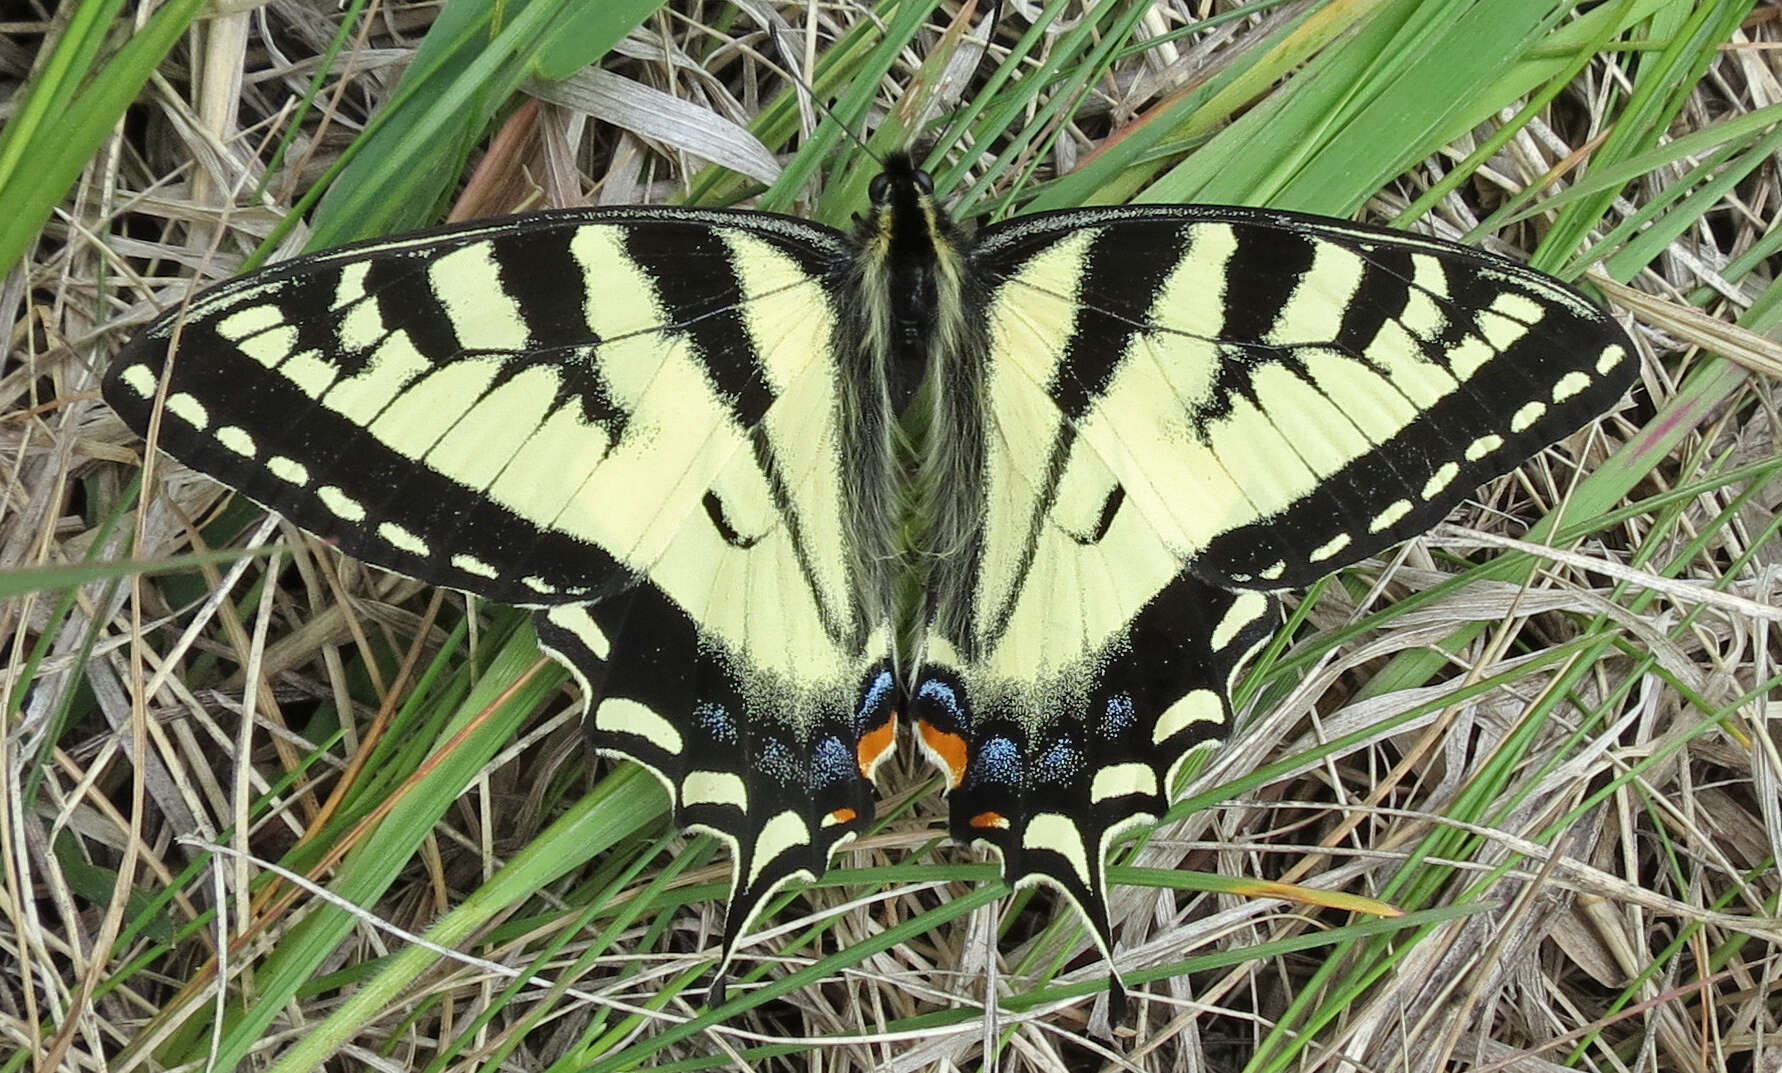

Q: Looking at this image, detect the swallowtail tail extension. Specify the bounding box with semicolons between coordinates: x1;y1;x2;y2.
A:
105;152;1635;1006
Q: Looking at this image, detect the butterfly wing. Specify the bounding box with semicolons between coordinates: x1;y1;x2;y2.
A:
914;206;1635;961
104;209;898;993
975;207;1636;588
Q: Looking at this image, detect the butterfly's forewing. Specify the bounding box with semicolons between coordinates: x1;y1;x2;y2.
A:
975;207;1637;588
913;206;1635;955
104;210;897;992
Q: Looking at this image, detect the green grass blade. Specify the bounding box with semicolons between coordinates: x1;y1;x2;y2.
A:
0;0;205;274
305;0;666;245
259;766;666;1073
175;625;567;1070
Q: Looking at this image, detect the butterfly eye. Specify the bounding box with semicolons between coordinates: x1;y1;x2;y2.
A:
868;174;892;204
914;170;934;195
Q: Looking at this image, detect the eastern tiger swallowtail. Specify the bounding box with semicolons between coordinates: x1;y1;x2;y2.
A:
103;150;1635;1009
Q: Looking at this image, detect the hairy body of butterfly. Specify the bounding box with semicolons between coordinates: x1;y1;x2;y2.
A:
105;152;1635;1008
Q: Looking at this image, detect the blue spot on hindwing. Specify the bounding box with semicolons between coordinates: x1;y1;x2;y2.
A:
1100;693;1136;738
695;701;737;745
1036;737;1083;783
759;737;798;785
856;669;896;730
917;679;968;729
974;736;1021;786
812;736;854;786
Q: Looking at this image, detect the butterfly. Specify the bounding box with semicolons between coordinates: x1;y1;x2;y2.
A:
104;149;1635;1008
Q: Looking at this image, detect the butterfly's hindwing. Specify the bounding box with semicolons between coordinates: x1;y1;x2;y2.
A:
916;573;1279;953
537;591;895;999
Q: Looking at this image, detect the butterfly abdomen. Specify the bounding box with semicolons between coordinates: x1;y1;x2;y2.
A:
840;155;991;678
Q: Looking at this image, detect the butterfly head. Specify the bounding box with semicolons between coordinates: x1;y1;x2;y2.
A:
859;152;965;260
867;152;935;208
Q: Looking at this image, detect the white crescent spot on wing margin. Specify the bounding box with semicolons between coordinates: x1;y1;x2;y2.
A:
1090;762;1158;803
747;810;811;886
1022;812;1092;885
1152;688;1222;744
118;364;157;397
267;456;309;485
683;770;748;810
544;604;610;659
595;697;684;755
317;485;366;522
166;392;209;429
1212;590;1271;651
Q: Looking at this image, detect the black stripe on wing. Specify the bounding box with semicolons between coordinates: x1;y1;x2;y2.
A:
1041;228;1184;422
622;223;783;430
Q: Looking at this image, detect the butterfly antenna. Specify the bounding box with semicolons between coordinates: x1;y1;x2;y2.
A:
965;0;1004;92
769;24;884;166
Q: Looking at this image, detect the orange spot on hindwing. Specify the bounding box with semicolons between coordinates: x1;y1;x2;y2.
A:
856;711;897;780
917;720;970;789
969;811;1008;830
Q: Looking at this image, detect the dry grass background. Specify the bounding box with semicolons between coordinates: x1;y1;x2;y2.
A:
2;1;1780;1070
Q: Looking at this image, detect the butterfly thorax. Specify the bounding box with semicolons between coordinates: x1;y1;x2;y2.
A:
852;154;968;406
